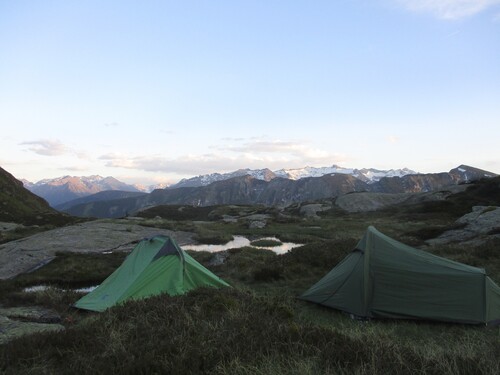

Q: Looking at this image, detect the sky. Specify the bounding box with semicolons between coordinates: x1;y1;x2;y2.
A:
1;0;499;186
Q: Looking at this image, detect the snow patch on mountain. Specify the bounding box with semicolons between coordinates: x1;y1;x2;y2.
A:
170;165;417;188
275;165;416;182
173;168;276;188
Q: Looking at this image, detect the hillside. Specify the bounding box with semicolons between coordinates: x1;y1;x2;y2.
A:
0;167;74;226
55;190;147;211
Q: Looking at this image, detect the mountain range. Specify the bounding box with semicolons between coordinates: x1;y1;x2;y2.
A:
171;165;416;188
22;175;142;207
57;164;497;218
23;165;419;206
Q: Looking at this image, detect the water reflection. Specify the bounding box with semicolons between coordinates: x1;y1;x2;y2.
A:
23;285;98;293
183;235;302;255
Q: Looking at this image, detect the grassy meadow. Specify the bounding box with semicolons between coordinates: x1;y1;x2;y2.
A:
1;179;500;374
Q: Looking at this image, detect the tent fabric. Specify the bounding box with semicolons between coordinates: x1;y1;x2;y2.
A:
300;226;500;325
74;235;229;312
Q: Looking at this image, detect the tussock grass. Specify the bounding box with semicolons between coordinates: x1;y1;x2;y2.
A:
15;251;128;288
1;288;498;375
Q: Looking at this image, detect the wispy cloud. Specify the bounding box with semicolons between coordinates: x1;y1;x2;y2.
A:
100;138;348;176
397;0;500;19
60;165;89;172
104;122;119;127
387;135;400;144
20;139;69;156
20;139;88;159
219;139;334;162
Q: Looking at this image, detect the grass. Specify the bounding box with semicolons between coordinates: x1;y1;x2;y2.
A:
1;179;500;374
1;287;498;375
250;239;283;247
193;227;234;245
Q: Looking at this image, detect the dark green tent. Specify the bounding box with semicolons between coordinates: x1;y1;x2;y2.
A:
75;235;230;312
300;226;500;325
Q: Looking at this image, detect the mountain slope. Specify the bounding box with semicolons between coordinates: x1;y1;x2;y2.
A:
55;190;148;211
0;167;73;225
172;168;277;188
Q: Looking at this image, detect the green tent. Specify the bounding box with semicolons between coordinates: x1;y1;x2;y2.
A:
300;226;500;325
75;235;230;312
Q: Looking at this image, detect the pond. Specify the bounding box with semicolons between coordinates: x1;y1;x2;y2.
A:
183;235;302;255
22;236;303;294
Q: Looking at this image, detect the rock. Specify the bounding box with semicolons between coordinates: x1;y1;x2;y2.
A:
0;219;195;280
335;187;467;213
0;306;61;324
335;192;410;212
299;203;332;219
0;306;65;344
427;206;500;245
208;251;229;266
222;215;238;223
249;220;266;229
0;222;25;232
244;214;270;221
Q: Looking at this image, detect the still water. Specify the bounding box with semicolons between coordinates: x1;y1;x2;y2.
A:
23;236;302;293
183;235;302;255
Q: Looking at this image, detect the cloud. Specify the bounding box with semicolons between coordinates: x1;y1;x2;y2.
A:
60;165;89;172
20;139;69;156
387;135;400;144
100;138;349;176
20;139;88;159
104;122;119;127
397;0;500;19
220;139;334;161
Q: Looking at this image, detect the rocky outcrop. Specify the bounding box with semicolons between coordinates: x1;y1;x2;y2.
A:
0;219;195;280
335;185;469;213
299;203;333;218
427;206;500;245
335;193;411;213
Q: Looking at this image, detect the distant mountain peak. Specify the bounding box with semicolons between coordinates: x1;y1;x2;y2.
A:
25;175;141;206
449;165;498;181
171;165;418;189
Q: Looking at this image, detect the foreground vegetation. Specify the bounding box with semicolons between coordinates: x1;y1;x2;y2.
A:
1;178;500;374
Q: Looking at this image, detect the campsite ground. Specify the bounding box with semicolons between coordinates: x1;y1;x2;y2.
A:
1;179;500;374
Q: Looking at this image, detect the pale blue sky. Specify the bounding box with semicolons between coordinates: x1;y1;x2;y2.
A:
1;0;499;185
